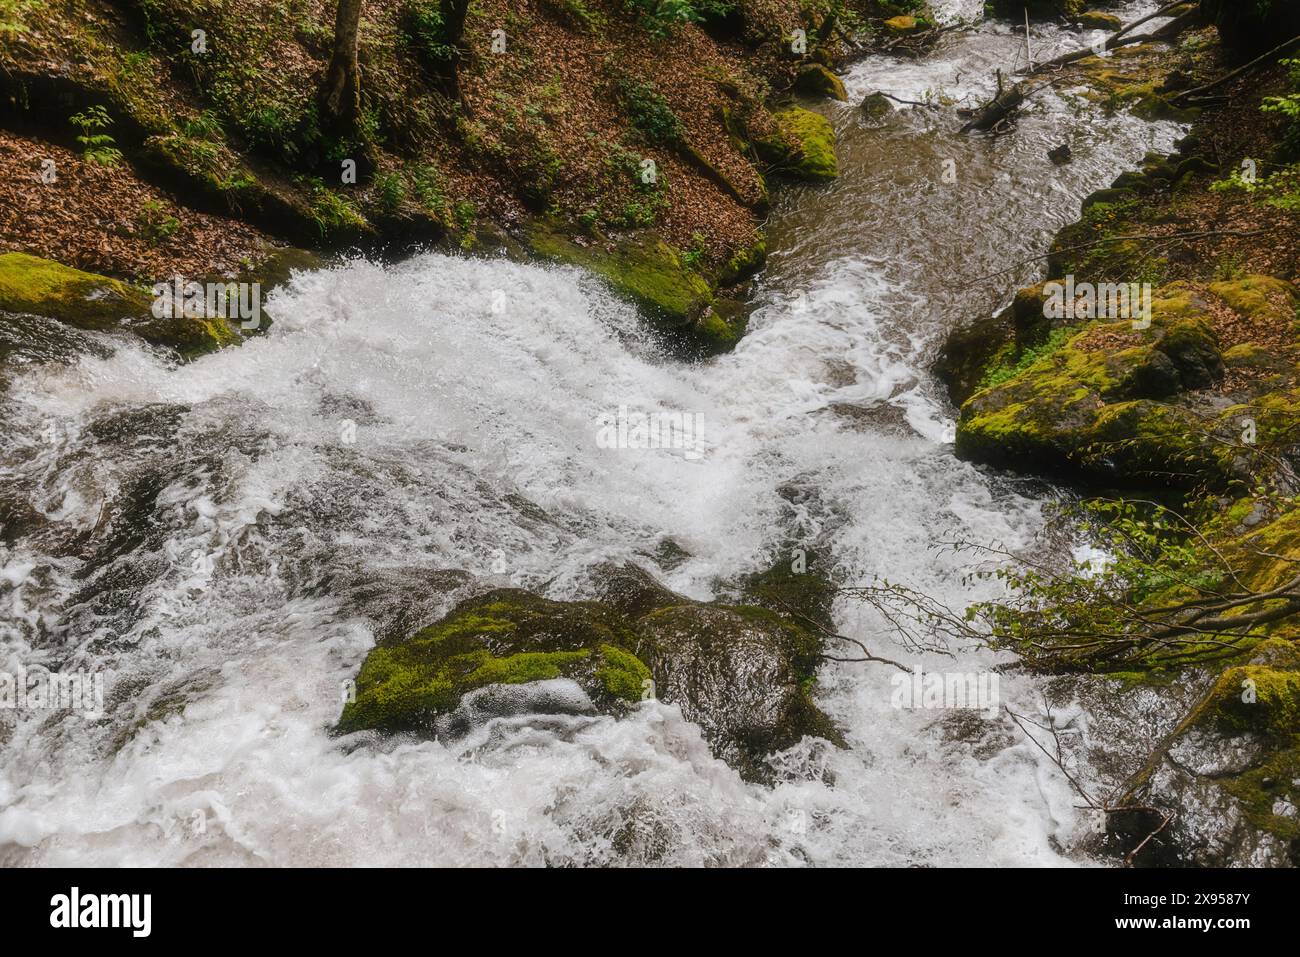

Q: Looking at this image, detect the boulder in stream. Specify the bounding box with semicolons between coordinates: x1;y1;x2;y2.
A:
337;564;844;783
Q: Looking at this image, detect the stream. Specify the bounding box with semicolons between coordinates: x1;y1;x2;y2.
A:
0;1;1183;866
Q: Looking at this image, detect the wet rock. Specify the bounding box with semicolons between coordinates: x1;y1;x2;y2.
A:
637;603;844;781
337;568;845;783
1111;639;1300;866
860;91;893;119
1048;143;1073;165
0;252;241;359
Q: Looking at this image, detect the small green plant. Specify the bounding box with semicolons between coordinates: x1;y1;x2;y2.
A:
454;199;477;231
682;232;707;270
69;106;123;166
978;326;1078;391
401;0;457;64
136;199;180;244
410;163;447;214
1262;58;1300;160
616;77;684;145
375;171;407;213
625;0;734;36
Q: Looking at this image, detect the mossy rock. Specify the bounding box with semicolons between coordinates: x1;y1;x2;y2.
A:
881;15;922;34
860;92;893;118
755;106;838;182
0;253;240;359
1113;639;1300;865
338;568;845;783
527;222;726;351
716;234;767;287
1075;48;1200;122
0;252;152;332
1078;11;1122;30
953;287;1247;490
336;589;649;736
793;63;847;102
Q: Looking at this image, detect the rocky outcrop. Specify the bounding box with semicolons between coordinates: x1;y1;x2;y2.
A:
337;564;844;783
1109;634;1300;866
0;252;241;359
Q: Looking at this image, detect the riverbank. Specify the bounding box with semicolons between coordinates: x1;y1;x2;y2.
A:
936;5;1300;865
0;0;946;354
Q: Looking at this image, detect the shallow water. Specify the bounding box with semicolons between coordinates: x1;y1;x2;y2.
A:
0;1;1181;866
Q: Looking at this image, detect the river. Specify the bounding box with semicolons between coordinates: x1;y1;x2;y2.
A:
0;0;1181;866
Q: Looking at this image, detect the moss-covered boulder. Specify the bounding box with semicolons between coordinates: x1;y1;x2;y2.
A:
1110;638;1300;866
952;284;1248;490
338;566;845;783
0;252;240;358
0;252;152;331
794;64;848;102
754;106;839;183
336;589;649;736
1077;11;1122;30
526;222;730;352
881;15;923;35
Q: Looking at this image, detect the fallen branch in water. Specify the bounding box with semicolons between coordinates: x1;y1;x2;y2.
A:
1021;0;1194;77
1005;700;1177;866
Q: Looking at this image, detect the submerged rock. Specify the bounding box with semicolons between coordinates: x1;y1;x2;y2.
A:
860;92;894;118
337;566;844;783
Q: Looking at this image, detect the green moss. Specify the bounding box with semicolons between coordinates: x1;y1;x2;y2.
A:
466;649;591;685
1208;275;1299;327
717;234;766;286
0;251;150;330
594;644;651;702
527;221;714;327
756;106;838;182
1078;11;1122;30
793;64;847;102
336;589;652;735
978;325;1078;390
0;252;240;358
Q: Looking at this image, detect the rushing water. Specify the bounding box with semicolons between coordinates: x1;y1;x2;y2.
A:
0;2;1181;866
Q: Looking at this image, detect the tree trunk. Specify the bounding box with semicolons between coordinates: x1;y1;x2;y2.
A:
321;0;363;134
440;0;471;99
